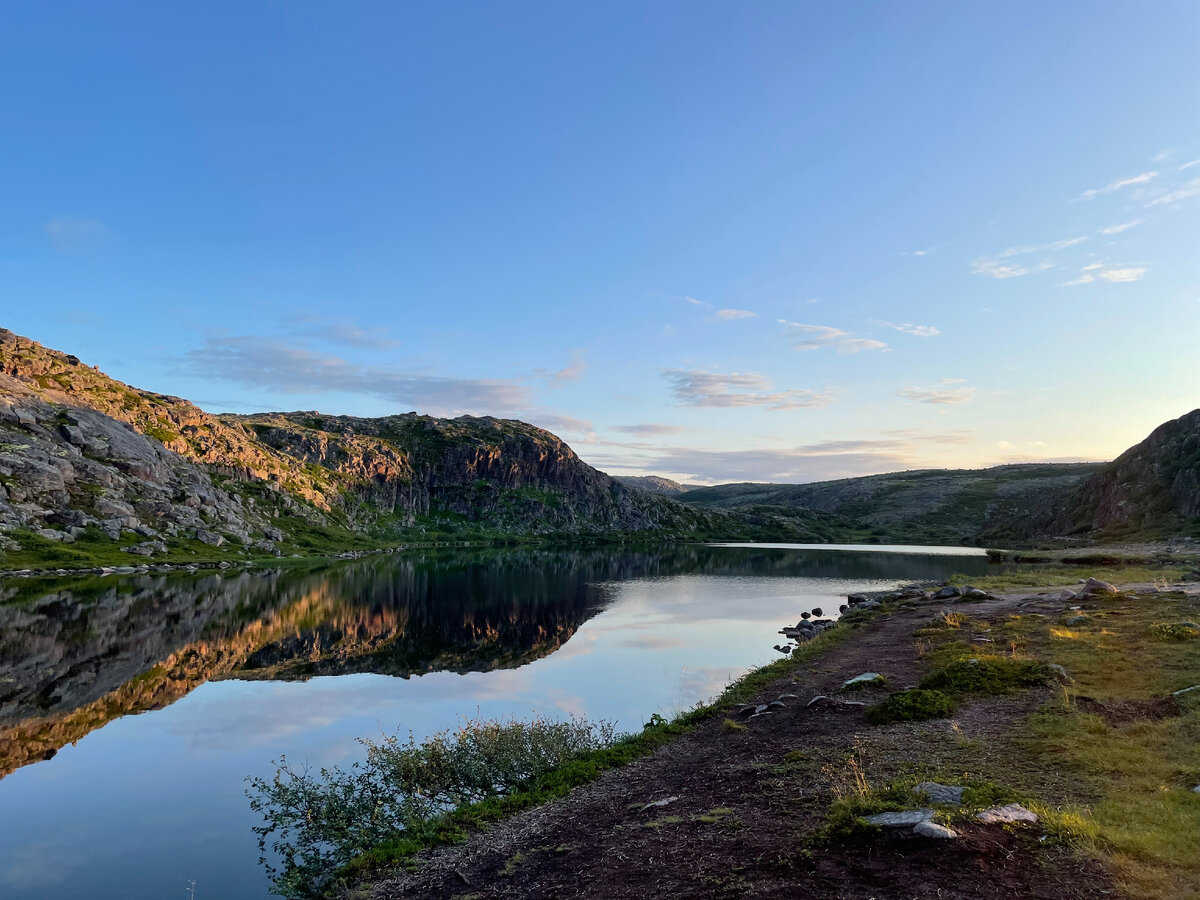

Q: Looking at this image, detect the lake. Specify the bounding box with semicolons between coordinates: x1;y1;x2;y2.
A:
0;543;991;899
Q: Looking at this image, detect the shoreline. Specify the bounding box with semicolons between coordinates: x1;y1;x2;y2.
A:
332;569;1200;900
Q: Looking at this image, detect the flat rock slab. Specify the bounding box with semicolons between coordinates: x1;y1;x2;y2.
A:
864;809;934;827
977;803;1039;824
842;672;884;688
913;821;958;839
915;782;964;806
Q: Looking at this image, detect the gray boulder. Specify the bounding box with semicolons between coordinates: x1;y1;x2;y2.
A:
864;809;934;827
914;782;964;806
913;821;957;839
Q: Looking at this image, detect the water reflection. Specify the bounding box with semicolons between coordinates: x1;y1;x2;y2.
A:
0;543;993;900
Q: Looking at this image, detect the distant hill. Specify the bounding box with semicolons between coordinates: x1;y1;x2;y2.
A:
675;463;1105;545
614;475;692;495
1008;409;1200;542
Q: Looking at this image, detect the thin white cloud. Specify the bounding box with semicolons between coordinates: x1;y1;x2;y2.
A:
179;333;533;415
1145;176;1200;207
715;308;758;320
1151;149;1174;163
970;236;1084;279
611;423;687;437
1098;267;1146;283
526;412;596;441
1099;220;1142;235
778;320;888;353
1179;158;1200;171
537;350;587;387
1079;171;1158;200
874;321;940;337
684;296;712;309
1060;274;1095;287
898;380;975;405
662;369;831;410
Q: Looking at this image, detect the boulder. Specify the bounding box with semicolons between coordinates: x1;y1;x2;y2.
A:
194;528;225;547
914;782;964;806
977;803;1038;824
842;672;885;689
935;586;962;599
913;821;957;839
1082;578;1119;595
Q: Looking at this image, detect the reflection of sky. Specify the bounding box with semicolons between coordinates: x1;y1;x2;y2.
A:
0;559;932;900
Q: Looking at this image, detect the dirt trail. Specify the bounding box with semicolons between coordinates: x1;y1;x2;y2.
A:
361;591;1117;900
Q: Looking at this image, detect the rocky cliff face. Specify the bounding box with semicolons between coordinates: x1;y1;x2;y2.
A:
0;328;730;562
1030;409;1200;540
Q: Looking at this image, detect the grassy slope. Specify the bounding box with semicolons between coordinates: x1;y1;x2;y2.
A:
677;463;1104;545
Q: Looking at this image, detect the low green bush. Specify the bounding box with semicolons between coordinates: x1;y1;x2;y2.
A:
919;655;1051;695
865;689;956;725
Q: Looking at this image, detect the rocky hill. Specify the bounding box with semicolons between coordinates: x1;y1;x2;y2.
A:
1005;409;1200;542
675;463;1105;544
614;475;692;495
0;328;833;568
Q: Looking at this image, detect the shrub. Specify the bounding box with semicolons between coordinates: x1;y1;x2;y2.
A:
246;714;615;896
865;689;956;725
919;655;1052;695
1149;621;1200;641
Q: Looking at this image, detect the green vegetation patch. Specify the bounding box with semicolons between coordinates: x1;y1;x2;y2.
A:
1149;621;1200;641
865;689;956;725
919;645;1053;696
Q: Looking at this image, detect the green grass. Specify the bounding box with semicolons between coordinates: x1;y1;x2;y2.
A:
865;689;956;725
987;592;1200;899
918;641;1053;696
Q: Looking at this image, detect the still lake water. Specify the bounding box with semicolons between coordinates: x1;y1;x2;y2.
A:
0;543;989;899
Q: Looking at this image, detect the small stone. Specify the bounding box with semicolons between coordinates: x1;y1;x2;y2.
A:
641;796;679;811
913;820;957;839
777;693;799;700
914;782;964;806
864;809;934;827
767;700;786;710
806;695;832;707
1066;615;1091;626
1082;578;1119;595
977;803;1039;824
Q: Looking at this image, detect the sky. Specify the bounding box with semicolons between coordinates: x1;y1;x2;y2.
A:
2;1;1198;485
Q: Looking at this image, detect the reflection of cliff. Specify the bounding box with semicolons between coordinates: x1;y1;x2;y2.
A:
0;551;619;779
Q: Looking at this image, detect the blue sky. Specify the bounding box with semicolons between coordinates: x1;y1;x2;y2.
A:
3;1;1198;483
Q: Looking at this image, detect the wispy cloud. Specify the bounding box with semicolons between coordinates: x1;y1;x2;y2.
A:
898;379;975;405
1079;171;1158;200
1060;263;1148;286
970;236;1084;279
1151;149;1174;163
44;216;107;254
874;321;940;337
715;308;758;320
1145;176;1200;207
1099;220;1142;235
288;315;401;350
778;321;887;353
611;423;687;437
1179;158;1200;171
684;296;711;308
1098;267;1146;283
536;350;588;387
179;333;532;415
663;369;831;410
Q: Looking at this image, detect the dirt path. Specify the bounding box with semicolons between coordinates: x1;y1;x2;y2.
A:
360;591;1118;900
